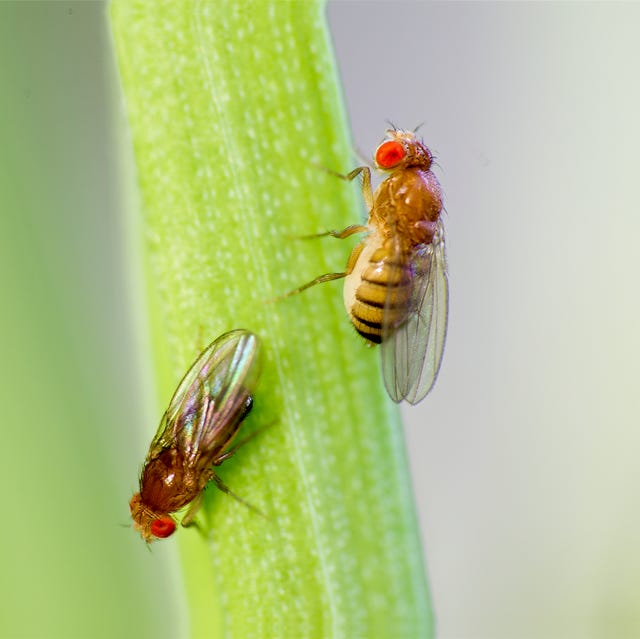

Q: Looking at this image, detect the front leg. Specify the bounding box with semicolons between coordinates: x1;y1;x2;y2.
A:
324;165;374;211
181;492;205;529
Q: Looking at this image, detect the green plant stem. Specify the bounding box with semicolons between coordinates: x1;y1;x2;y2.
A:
110;1;431;637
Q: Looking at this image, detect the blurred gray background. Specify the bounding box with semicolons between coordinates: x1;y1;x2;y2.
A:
329;2;640;637
1;2;639;638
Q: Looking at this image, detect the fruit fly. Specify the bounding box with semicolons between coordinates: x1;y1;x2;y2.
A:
284;127;448;405
129;329;262;543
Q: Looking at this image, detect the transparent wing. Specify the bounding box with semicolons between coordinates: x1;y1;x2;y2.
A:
381;220;448;404
148;329;262;466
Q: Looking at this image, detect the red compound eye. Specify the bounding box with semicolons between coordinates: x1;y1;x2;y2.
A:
150;517;176;539
375;140;406;169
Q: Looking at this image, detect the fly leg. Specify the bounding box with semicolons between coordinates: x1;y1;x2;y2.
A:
271;272;347;302
272;221;369;301
210;473;266;518
270;235;367;302
181;468;268;533
270;164;373;303
213;419;276;465
295;224;368;241
323;165;374;211
185;417;274;529
181;492;205;529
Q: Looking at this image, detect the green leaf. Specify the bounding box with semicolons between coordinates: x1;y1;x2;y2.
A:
110;1;432;637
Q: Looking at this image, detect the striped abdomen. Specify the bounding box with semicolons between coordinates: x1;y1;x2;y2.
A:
343;234;412;344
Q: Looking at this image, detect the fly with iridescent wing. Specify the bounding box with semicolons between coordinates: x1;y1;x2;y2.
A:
129;329;262;543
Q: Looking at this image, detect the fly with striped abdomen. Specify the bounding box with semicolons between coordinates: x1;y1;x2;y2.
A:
281;127;448;405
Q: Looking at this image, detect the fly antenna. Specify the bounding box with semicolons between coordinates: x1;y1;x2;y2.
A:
385;119;399;132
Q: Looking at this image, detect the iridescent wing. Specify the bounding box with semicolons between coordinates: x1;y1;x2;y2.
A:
381;220;448;404
147;330;262;467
